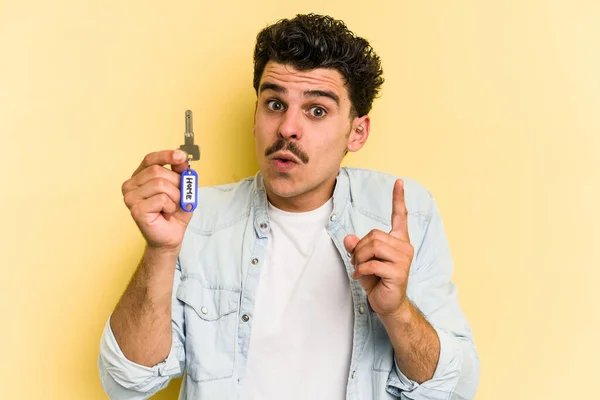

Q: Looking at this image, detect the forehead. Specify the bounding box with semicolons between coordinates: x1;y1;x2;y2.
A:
259;61;348;97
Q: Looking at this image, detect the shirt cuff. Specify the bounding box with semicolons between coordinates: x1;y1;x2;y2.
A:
386;324;463;398
99;315;184;392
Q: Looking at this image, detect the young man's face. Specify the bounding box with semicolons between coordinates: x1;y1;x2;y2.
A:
253;61;369;212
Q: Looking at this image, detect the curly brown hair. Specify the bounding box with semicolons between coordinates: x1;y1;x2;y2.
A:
253;14;384;117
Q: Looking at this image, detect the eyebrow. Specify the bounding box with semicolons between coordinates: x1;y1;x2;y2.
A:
259;82;340;106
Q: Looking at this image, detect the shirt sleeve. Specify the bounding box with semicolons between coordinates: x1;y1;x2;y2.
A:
385;192;481;400
98;261;186;399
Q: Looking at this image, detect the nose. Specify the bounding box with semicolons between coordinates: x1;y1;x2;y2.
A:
278;108;302;140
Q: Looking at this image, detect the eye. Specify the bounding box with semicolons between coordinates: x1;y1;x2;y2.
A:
308;106;327;118
266;99;284;111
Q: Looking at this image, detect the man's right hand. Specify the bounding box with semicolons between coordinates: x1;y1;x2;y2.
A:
121;149;194;253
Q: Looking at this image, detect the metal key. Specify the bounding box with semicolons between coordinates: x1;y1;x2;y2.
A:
180;110;200;163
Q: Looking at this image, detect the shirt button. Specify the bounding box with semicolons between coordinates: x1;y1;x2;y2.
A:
200;306;208;314
359;305;365;314
241;314;250;322
351;370;356;379
260;222;268;229
251;258;259;265
329;214;337;221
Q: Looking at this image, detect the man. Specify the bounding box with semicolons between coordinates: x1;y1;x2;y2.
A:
99;13;480;400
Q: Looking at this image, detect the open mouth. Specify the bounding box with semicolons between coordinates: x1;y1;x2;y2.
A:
272;157;298;171
275;158;295;164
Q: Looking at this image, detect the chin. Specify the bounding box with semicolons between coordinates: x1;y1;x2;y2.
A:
263;174;301;199
259;162;293;193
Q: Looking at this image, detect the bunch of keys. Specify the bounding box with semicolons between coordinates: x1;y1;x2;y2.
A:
179;110;200;212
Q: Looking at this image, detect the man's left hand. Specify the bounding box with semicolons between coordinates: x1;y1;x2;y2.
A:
343;179;414;317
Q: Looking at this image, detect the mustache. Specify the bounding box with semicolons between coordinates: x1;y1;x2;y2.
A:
265;139;309;164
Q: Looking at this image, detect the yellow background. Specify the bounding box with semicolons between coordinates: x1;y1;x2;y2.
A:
2;0;598;399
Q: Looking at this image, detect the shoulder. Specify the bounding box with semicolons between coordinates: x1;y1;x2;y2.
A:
342;167;434;222
186;175;256;234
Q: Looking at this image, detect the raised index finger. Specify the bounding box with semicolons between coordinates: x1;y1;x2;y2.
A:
132;149;188;177
390;179;410;241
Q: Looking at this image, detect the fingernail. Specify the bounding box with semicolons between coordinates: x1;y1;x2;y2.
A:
174;150;185;161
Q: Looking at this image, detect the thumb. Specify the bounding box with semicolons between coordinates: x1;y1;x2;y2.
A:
171;150;191;174
343;234;360;255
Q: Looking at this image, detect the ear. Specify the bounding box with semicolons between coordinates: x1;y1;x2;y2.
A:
346;115;370;153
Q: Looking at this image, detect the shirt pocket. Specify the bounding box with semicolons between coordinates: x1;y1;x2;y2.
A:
176;278;241;382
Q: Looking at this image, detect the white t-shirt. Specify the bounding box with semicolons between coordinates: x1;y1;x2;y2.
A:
241;197;354;399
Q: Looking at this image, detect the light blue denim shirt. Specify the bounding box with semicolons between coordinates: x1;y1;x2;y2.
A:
99;167;480;399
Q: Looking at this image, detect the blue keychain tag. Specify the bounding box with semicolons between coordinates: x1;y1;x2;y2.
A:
180;168;198;212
